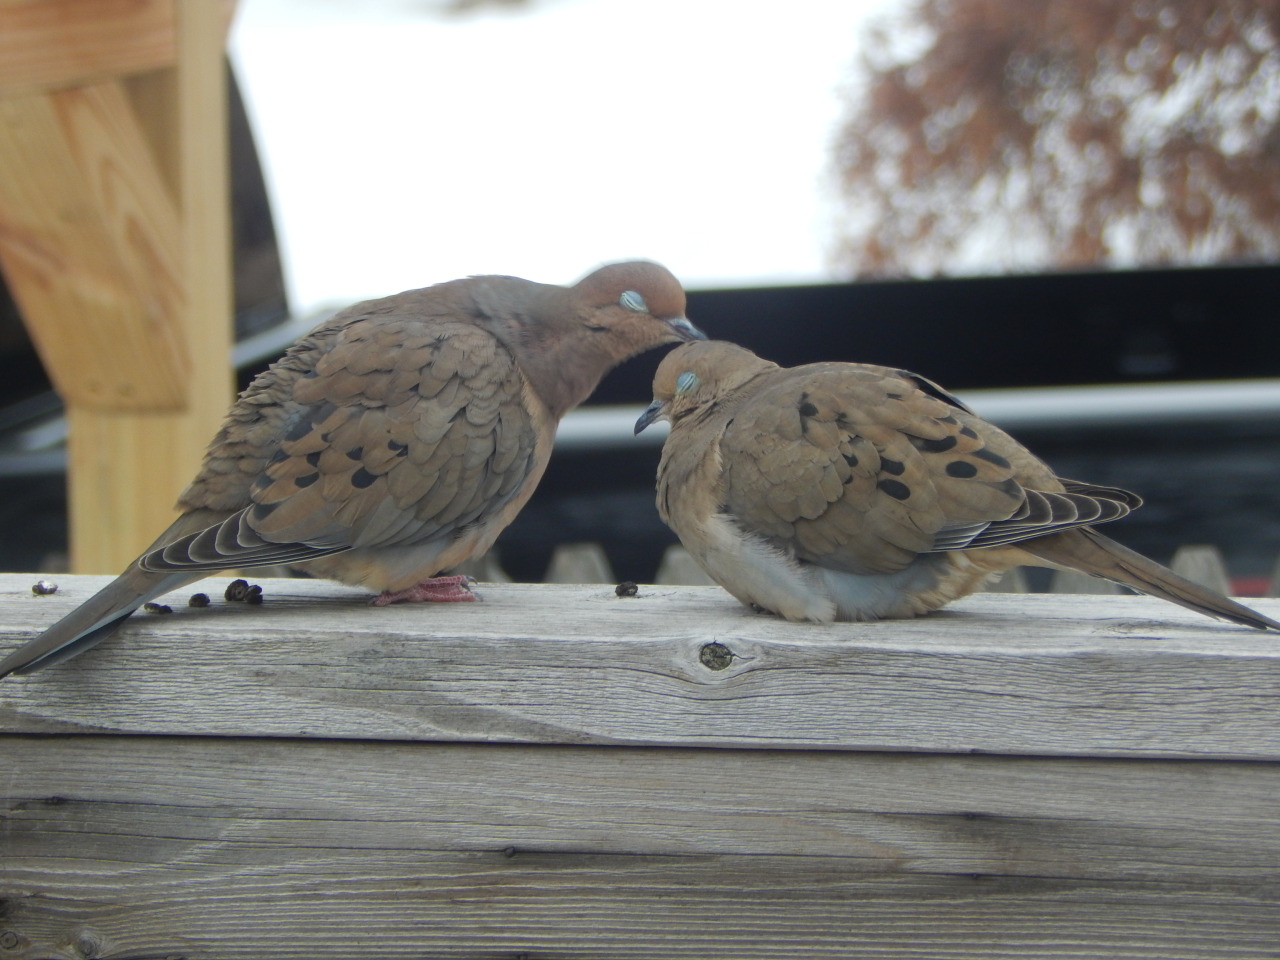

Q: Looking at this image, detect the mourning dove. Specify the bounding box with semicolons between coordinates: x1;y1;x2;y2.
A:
636;340;1279;630
2;261;704;677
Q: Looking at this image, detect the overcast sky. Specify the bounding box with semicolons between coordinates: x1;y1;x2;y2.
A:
229;0;887;314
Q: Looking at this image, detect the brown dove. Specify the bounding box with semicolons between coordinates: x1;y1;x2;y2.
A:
1;261;704;678
636;340;1279;630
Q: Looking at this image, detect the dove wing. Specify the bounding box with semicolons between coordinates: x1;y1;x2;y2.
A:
719;364;1138;574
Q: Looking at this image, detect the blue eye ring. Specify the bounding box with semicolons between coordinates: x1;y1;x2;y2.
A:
675;371;698;393
619;290;648;312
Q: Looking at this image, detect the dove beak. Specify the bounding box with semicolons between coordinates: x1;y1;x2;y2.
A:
634;399;667;435
667;316;706;342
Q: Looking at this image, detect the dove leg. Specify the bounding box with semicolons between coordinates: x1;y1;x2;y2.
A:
371;575;477;606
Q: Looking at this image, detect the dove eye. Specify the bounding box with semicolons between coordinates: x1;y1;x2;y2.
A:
675;371;698;394
619;290;648;313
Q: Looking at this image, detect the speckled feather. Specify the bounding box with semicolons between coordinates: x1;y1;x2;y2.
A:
1;261;702;677
641;341;1279;630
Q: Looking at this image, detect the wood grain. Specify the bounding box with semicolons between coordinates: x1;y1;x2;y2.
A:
3;577;1279;957
3;736;1278;959
60;0;236;573
0;0;238;98
0;85;188;410
3;576;1280;759
0;2;236;571
6;858;1274;960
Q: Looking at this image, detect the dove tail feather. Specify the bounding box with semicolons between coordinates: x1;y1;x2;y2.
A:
1021;527;1280;631
0;568;195;678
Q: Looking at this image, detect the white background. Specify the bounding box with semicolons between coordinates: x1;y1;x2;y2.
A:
229;0;888;314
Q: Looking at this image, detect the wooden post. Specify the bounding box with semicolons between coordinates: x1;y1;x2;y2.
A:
0;0;237;572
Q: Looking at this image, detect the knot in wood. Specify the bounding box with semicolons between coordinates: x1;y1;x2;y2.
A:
699;642;734;671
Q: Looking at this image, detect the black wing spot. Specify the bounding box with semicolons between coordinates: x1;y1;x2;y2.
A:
972;447;1011;469
877;478;911;500
959;425;979;439
880;457;906;476
843;451;859;467
305;451;321;467
797;393;819;418
946;460;979;479
346;446;364;461
351;467;378;489
915;435;958;453
295;473;319;488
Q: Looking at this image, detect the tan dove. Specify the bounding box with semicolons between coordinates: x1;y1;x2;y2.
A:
2;261;703;677
636;340;1280;630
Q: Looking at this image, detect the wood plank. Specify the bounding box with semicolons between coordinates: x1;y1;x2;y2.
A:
0;86;189;410
3;736;1278;959
50;80;186;348
0;0;237;98
0;69;231;567
59;0;238;572
6;736;1278;877
63;405;198;571
3;576;1280;759
0;2;238;571
6;859;1272;960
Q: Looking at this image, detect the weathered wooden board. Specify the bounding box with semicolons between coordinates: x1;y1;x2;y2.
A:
8;737;1280;878
3;575;1280;958
2;575;1280;759
3;736;1279;959
7;857;1275;960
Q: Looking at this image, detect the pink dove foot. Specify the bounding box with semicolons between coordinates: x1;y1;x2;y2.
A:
371;575;477;606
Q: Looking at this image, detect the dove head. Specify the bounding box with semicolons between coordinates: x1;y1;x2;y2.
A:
492;260;705;419
635;340;777;434
569;260;704;353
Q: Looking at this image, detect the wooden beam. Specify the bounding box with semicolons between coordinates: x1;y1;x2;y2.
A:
0;0;237;98
6;735;1279;959
0;0;237;571
62;0;236;572
3;583;1280;958
4;580;1280;760
0;82;189;410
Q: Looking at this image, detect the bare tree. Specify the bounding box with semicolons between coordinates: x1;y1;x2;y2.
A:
832;0;1280;278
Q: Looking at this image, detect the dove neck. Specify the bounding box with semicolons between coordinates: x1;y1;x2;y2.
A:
512;322;613;419
467;282;607;419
